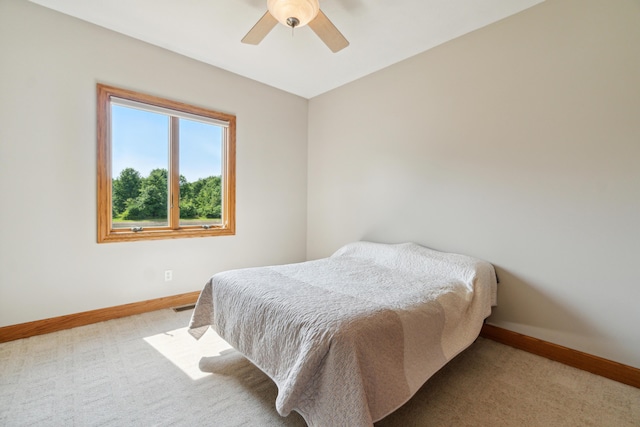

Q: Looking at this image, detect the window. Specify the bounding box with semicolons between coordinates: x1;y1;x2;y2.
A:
97;84;236;243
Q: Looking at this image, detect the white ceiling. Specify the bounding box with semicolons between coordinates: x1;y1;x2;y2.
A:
30;0;543;99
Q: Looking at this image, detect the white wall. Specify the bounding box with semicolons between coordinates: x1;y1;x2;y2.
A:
0;0;308;326
2;0;639;371
308;0;640;368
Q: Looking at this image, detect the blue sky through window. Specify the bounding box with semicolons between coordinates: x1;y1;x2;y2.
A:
112;105;223;182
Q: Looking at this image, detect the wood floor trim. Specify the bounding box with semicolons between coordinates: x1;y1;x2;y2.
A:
1;298;638;389
480;323;640;389
0;291;201;343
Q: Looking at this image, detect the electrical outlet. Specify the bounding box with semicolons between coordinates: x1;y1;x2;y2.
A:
164;270;173;281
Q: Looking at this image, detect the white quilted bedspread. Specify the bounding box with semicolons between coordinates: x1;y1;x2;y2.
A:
189;242;497;426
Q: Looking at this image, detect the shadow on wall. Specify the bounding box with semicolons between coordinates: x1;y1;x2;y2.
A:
488;266;606;339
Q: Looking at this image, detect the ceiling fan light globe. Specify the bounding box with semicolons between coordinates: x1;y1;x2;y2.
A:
267;0;319;28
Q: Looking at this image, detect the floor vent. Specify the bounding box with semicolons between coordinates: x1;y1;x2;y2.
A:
172;304;196;312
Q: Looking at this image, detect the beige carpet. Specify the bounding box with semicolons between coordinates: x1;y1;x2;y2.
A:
1;308;638;426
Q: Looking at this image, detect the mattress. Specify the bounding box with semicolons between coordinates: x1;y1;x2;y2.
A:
189;241;497;426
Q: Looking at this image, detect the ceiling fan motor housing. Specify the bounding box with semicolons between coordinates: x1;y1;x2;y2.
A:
267;0;320;28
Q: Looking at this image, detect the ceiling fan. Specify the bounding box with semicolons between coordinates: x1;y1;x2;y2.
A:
242;0;349;53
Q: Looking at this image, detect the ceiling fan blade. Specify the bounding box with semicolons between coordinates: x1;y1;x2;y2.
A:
308;10;349;53
241;11;278;45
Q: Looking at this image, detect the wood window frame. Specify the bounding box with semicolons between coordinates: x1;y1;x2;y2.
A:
97;84;236;243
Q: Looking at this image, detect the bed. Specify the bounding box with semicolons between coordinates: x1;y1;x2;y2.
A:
188;241;497;426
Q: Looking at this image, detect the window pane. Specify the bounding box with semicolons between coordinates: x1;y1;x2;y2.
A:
178;117;224;227
98;84;236;243
111;104;169;229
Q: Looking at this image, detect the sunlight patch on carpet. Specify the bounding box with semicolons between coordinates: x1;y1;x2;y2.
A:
144;326;233;380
